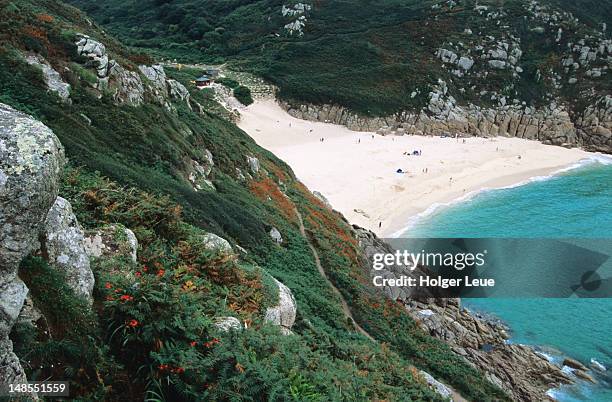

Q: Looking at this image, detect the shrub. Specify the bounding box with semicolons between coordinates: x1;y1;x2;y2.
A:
233;85;253;106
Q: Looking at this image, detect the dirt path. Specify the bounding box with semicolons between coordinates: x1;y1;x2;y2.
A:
292;207;374;341
292;205;469;401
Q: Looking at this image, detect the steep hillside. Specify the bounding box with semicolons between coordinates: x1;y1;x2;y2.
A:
68;0;610;116
0;1;511;400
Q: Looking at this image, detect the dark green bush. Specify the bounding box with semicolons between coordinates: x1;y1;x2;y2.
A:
233;85;253;106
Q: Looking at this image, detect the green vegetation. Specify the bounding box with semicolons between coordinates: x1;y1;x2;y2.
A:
66;0;610;116
233;85;254;106
2;0;510;400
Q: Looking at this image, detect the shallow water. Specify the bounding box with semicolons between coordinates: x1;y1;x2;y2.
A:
402;158;612;401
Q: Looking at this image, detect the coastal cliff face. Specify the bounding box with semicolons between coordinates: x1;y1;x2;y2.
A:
282;94;612;153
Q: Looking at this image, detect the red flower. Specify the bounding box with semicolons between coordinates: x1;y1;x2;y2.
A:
105;282;112;289
143;265;149;272
105;295;115;301
126;319;139;328
172;367;185;374
158;364;169;371
190;341;197;347
135;271;142;277
156;269;165;278
119;295;134;302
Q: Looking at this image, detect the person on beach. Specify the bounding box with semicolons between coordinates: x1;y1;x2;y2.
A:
379;222;382;229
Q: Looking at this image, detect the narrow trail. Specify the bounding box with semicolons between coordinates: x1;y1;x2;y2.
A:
292;205;469;402
292;207;374;341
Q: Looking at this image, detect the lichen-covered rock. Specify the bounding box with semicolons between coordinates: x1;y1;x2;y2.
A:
269;227;283;244
139;64;172;110
83;224;138;263
200;233;233;255
0;103;65;281
42;197;94;300
246;155;260;174
264;278;296;334
0;103;64;389
213;316;242;332
187;151;215;191
167;79;191;106
109;64;145;106
25;54;71;101
419;370;453;401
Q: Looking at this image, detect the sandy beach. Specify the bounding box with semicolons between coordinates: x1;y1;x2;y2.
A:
238;100;592;237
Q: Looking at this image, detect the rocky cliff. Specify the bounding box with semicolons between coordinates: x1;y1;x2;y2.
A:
0;103;66;389
282;92;612;153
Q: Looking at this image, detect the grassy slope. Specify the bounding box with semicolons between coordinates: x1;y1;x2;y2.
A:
2;0;508;400
67;0;610;116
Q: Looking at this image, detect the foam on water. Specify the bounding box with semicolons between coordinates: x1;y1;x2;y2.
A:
393;154;612;238
397;159;612;401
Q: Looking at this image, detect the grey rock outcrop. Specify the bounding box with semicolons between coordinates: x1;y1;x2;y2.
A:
0;103;65;278
167;79;191;107
213;316;242;332
188;150;215;191
264;277;296;334
84;224;138;263
75;33;145;106
109;64;145;106
0;103;64;389
42;197;94;301
269;227;283;244
139;64;172;110
200;233;233;255
246;155;260;174
419;370;453;400
25;54;71;102
576;95;612;152
281;92;611;153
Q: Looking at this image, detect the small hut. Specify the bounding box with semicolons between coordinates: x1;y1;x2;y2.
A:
195;75;212;89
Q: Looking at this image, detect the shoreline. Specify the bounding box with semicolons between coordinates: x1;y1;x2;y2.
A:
390;154;612;237
238;99;596;238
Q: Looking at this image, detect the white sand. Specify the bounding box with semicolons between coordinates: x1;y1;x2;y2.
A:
238;100;592;237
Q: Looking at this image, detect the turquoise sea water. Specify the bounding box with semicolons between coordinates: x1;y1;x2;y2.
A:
402;157;612;401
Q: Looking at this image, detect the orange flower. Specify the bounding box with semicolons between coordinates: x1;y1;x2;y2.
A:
105;295;115;301
158;364;169;371
105;282;112;289
156;269;165;277
120;295;134;302
126;319;139;328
